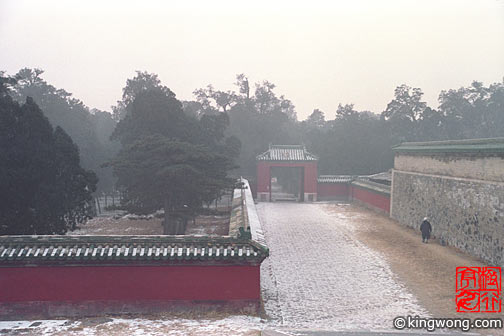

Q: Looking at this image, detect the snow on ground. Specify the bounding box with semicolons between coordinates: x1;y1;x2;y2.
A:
258;202;428;331
0;316;263;335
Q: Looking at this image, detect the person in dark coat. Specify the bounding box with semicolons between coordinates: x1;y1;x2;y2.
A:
420;217;432;243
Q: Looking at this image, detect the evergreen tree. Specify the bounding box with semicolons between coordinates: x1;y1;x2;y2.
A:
10;68;116;193
109;73;239;234
0;78;96;234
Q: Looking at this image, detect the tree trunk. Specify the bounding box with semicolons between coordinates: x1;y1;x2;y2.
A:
181;217;188;235
163;197;173;235
96;197;101;214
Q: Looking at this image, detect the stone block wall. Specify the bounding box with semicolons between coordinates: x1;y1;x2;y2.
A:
394;153;504;182
391;170;504;268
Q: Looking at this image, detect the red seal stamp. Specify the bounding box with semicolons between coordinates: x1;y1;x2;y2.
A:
456;267;501;313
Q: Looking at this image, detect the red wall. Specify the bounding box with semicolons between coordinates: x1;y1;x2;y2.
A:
317;183;349;198
315;182;390;213
351;186;390;213
257;162;318;194
0;265;260;302
257;162;271;194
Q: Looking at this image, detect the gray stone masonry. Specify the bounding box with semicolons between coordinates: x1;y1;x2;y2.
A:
391;170;503;268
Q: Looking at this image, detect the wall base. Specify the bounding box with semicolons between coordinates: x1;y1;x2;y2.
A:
256;192;318;202
0;300;261;320
304;193;317;202
352;198;389;215
257;192;270;202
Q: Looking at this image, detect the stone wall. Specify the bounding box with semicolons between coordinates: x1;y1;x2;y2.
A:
391;169;504;268
394;153;504;182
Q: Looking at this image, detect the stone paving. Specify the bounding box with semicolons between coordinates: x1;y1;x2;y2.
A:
258;202;428;331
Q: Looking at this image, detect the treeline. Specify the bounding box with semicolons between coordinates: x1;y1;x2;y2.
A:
8;69;118;193
0;77;97;234
191;76;504;176
1;68;502;234
0;70;240;234
8;68;502;183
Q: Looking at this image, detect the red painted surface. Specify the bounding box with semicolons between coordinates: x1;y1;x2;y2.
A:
317;183;349;198
257;162;271;194
0;265;260;302
257;162;318;195
350;186;390;213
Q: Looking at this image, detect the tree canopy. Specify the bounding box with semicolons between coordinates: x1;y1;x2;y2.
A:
108;73;240;234
189;76;503;179
0;80;97;234
9;68;117;193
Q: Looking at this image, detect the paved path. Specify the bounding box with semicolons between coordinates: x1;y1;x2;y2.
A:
258;202;427;331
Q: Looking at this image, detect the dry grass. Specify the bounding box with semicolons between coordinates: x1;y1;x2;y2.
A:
73;212;230;236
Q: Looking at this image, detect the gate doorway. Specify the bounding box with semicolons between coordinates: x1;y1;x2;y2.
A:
270;166;305;202
256;145;318;202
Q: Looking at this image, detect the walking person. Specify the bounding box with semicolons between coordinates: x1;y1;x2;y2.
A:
420;217;432;243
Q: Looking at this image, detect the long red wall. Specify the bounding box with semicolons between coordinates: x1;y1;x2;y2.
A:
316;182;390;213
0;265;260;302
317;183;349;198
350;186;390;213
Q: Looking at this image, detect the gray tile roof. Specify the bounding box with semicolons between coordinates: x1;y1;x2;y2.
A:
366;171;392;182
0;235;268;266
256;145;318;161
351;179;391;196
317;175;353;183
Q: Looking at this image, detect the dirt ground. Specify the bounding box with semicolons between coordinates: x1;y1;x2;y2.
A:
73;216;164;235
185;215;230;235
323;204;498;323
73;214;230;236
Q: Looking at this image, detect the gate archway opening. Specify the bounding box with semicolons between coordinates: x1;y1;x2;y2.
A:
270;166;305;202
256;145;318;202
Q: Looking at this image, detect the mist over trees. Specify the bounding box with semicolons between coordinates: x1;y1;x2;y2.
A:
189;75;504;178
186;74;299;178
0;78;97;234
9;68;118;193
1;67;501;236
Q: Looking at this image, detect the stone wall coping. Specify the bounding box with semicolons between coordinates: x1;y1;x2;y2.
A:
393;137;504;153
241;178;268;248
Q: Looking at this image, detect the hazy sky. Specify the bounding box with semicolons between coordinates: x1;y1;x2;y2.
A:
1;0;503;120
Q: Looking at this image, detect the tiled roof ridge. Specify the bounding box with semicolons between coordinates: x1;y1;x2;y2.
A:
351;179;391;195
256;144;318;161
269;144;305;148
317;175;353;183
0;235;267;265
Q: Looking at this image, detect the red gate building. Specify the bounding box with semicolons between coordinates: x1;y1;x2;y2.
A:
256;145;318;202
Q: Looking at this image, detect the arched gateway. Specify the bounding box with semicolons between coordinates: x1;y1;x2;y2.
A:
256;145;318;202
